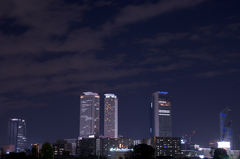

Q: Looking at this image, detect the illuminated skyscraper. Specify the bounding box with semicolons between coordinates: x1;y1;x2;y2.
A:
8;118;27;152
104;94;118;138
220;107;233;149
150;91;172;137
79;92;100;138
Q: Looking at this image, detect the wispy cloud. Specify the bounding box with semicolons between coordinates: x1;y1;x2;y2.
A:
195;69;240;78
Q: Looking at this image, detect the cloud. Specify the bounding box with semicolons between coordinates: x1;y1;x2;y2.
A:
139;33;188;45
0;0;210;114
0;96;46;116
113;0;205;27
195;69;240;78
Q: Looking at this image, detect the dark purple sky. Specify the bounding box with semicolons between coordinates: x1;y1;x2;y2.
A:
0;0;240;149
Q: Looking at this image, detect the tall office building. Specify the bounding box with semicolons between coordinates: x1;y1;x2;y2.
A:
79;92;100;138
220;107;233;149
8;118;27;152
104;93;118;138
150;91;172;137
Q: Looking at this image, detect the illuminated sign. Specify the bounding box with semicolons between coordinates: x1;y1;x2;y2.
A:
11;118;19;121
158;91;168;94
110;148;132;152
217;141;230;148
89;135;95;138
159;101;167;104
159;114;170;116
159;110;170;113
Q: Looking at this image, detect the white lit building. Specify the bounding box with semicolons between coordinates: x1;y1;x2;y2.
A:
104;94;118;138
79;92;100;138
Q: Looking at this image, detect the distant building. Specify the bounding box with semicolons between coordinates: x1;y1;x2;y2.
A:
76;138;96;157
96;137;134;158
150;137;181;158
79;92;100;138
7;118;27;152
209;139;218;149
64;138;77;155
104;94;118;138
110;148;132;159
133;140;141;146
118;137;134;149
140;138;151;145
220;107;233;149
96;137;119;158
150;91;172;137
31;143;40;157
2;145;15;154
52;140;72;156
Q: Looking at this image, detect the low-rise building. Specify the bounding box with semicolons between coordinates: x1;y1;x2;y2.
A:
53;140;72;156
150;137;181;158
77;138;96;157
110;148;132;159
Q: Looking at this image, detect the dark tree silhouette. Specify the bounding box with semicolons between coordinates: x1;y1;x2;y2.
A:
41;142;53;159
214;148;229;159
132;144;155;159
5;152;27;159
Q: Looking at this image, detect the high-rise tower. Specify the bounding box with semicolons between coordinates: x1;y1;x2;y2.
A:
150;91;172;137
220;107;233;149
79;92;100;138
104;93;118;138
8;118;27;152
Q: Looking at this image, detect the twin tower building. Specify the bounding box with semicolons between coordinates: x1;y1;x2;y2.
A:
79;91;172;139
79;92;118;138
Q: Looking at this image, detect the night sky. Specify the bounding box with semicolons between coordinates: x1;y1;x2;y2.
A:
0;0;240;149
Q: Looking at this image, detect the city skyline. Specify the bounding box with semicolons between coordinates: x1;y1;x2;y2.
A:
0;0;240;149
1;90;238;149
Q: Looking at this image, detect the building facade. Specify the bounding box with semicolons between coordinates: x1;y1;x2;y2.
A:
150;137;181;158
79;92;100;138
150;91;172;137
220;107;233;149
104;94;118;138
96;137;134;158
53;140;72;156
7;118;27;152
77;138;96;157
96;137;119;158
64;138;77;155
